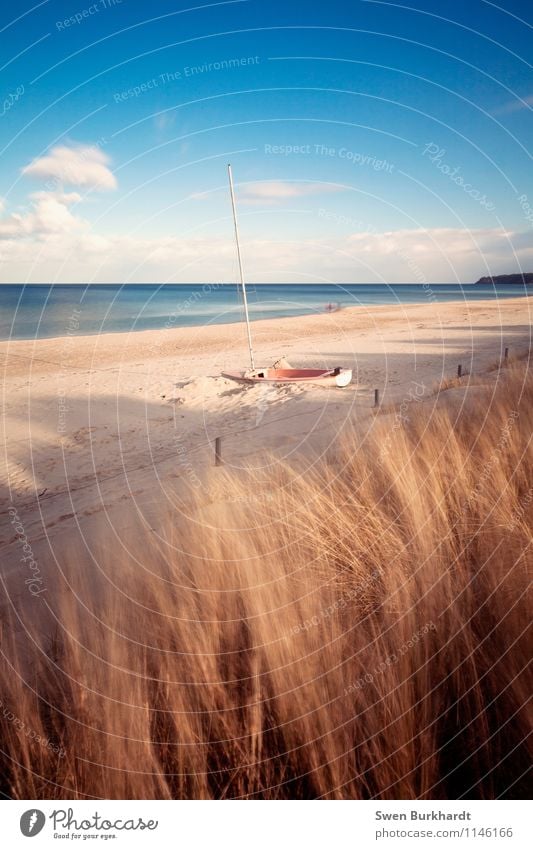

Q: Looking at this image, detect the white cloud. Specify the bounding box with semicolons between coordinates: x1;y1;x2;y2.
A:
239;181;345;205
22;144;117;191
0;192;85;238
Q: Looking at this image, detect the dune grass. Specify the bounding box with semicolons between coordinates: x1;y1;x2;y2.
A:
0;362;531;799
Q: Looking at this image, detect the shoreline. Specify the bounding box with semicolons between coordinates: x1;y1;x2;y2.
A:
1;294;531;354
0;280;506;285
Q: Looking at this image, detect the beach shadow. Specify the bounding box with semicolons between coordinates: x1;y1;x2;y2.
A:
0;380;362;555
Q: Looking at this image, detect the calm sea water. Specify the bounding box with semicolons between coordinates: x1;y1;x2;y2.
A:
0;283;529;341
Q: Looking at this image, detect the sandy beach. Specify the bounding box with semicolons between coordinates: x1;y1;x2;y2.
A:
1;294;531;574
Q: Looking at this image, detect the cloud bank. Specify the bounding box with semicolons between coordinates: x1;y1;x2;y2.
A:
0;143;531;284
0;225;531;284
0;191;85;238
22;145;117;191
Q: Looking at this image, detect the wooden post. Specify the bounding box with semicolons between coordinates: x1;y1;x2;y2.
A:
215;436;223;466
504;346;509;360
457;364;462;378
374;388;380;408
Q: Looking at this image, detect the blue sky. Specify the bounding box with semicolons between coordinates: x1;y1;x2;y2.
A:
0;0;531;282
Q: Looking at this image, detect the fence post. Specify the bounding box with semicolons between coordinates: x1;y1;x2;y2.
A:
374;388;380;408
457;364;462;378
215;436;223;466
504;346;509;361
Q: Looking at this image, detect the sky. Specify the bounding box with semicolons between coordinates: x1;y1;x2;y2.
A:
0;0;531;283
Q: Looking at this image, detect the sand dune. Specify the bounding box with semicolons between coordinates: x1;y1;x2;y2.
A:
0;353;531;799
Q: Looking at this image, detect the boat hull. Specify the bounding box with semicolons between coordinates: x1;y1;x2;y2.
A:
222;368;353;387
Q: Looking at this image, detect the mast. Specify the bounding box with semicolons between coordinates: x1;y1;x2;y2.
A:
227;163;255;371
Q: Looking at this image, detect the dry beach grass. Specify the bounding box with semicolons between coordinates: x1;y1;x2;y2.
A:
0;360;531;799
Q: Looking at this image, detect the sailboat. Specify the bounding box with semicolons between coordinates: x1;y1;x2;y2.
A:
222;165;353;388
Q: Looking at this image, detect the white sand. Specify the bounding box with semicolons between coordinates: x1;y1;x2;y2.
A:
1;295;531;574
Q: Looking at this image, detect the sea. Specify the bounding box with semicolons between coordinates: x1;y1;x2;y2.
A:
0;282;529;341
